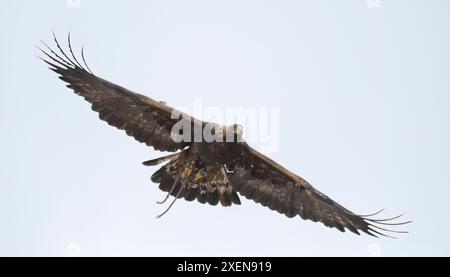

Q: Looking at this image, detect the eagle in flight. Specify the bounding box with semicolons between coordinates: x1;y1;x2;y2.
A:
38;33;410;238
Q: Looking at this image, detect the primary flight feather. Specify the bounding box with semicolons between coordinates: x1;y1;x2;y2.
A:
38;33;410;238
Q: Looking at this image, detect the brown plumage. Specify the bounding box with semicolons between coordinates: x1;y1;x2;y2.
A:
38;33;410;238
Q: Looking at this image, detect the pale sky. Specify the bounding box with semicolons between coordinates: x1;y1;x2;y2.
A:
1;0;449;256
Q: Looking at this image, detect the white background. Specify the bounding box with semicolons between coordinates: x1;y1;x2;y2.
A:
1;0;449;256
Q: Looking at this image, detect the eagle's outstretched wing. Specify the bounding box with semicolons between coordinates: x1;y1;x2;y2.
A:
38;33;201;152
228;144;410;238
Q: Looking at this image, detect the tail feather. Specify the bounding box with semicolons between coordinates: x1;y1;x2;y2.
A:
159;177;173;192
146;151;241;207
206;187;220;206
197;183;208;204
184;186;199;202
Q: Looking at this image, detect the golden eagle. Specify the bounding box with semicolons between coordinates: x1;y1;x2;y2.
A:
38;34;410;238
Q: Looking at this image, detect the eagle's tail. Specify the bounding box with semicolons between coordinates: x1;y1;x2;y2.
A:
145;150;241;217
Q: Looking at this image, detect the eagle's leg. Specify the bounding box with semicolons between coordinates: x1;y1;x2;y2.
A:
156;173;181;204
156;185;186;219
155;152;190;204
145;151;184;204
156;194;170;205
155;158;196;218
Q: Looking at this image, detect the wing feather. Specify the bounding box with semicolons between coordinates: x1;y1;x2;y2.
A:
228;144;409;237
39;36;202;152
